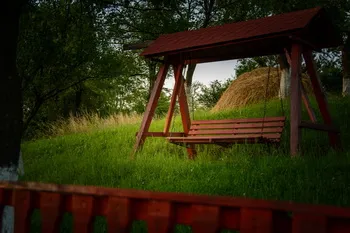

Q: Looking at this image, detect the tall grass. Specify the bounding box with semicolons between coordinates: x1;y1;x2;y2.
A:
21;96;350;233
46;112;142;137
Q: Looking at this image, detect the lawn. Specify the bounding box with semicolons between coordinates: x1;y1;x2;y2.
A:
21;96;350;232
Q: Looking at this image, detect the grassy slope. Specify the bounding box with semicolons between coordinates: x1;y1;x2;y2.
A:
21;96;350;232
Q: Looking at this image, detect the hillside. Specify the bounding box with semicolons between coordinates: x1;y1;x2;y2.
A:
20;96;350;231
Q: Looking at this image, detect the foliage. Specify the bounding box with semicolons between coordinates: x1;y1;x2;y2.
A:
18;0;146;139
235;56;278;77
197;79;232;108
235;51;343;93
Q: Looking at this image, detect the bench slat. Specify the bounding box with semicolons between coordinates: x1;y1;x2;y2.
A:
190;121;285;130
191;117;286;125
168;138;275;145
188;128;283;135
168;134;281;141
168;117;285;147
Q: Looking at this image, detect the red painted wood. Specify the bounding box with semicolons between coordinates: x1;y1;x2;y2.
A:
303;50;341;150
273;211;292;233
328;218;350;233
189;128;283;135
133;63;170;157
169;134;281;140
190;121;285;130
106;197;132;233
290;43;302;156
71;195;94;233
141;7;340;58
2;181;350;233
285;48;292;64
13;190;32;233
240;208;273;233
191;205;220;233
220;207;240;230
135;132;185;137
301;83;318;123
176;63;196;158
164;64;183;134
170;139;265;145
192;116;286;125
40;192;62;233
168;117;285;146
292;213;327;233
299;121;340;133
285;48;317;123
147;201;174;233
168;138;278;146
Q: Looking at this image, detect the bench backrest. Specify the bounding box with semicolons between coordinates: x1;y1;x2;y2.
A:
189;116;286;141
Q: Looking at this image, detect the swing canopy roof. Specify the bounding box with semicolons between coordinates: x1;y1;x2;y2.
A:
141;7;342;64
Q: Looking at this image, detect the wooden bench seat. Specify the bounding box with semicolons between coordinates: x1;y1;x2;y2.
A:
167;116;286;146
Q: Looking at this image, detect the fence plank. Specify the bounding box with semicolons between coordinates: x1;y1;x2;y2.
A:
292;213;327;233
71;195;94;233
147;201;174;233
13;190;32;233
240;208;273;233
40;192;63;233
191;205;220;233
106;197;132;233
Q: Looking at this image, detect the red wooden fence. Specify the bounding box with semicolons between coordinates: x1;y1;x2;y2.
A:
0;181;350;232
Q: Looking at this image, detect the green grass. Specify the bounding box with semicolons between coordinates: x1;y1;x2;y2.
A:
21;96;350;232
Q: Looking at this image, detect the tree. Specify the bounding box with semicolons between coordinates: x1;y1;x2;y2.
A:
197;79;232;108
17;0;146;138
0;0;28;232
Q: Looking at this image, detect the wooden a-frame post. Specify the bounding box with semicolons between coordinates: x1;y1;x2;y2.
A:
163;63;197;158
303;50;342;150
175;64;197;158
289;44;342;156
132;63;170;158
133;60;196;159
290;43;303;156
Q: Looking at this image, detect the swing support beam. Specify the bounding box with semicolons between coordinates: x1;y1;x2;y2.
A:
132;7;342;158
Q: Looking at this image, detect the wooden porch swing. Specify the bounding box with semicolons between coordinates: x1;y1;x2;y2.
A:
167;65;287;151
132;7;342;159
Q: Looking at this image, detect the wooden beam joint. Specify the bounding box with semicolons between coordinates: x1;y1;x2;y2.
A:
299;121;340;133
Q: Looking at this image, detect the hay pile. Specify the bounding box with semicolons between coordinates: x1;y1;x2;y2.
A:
211;67;312;112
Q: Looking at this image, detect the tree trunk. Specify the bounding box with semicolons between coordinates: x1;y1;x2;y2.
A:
185;64;197;113
74;86;83;116
342;35;350;96
0;1;27;232
278;54;291;99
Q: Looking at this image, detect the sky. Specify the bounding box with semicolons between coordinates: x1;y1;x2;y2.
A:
164;59;238;89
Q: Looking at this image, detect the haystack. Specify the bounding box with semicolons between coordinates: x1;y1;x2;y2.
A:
211;67;312;112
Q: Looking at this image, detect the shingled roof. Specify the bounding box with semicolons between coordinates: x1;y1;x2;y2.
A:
141;7;341;63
